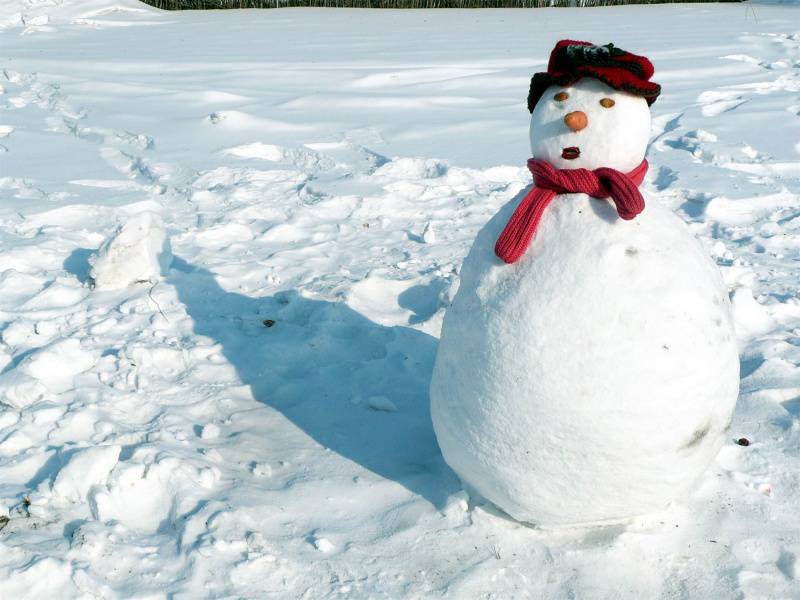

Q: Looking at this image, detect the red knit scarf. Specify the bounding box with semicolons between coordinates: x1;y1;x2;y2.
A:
494;158;648;264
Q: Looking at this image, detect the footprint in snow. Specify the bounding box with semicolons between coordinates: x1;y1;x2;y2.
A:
653;165;678;191
697;90;748;117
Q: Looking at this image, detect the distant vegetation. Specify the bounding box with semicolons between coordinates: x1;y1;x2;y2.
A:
142;0;742;9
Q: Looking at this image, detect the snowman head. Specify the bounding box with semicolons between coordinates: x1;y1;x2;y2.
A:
527;40;661;172
529;79;651;171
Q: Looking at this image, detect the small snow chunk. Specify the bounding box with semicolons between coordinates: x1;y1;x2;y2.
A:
692;128;718;143
250;462;272;477
90;212;172;290
90;463;171;533
346;276;416;326
367;395;397;412
422;222;436;244
245;531;270;554
199;423;220;440
52;445;121;502
18;338;97;394
374;157;448;180
312;535;335;553
731;286;776;339
0;371;48;409
198;466;219;489
223;142;284;161
442;490;470;520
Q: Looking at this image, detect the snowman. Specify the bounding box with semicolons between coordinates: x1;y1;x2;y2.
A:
430;40;740;527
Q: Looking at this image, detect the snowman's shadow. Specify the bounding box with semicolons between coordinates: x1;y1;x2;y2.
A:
169;257;457;508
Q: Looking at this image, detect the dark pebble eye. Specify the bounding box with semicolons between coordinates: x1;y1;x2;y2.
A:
554;91;569;102
600;98;615;108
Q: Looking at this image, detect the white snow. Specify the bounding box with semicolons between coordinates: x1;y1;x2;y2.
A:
367;395;399;412
311;534;336;553
89;211;172;290
0;1;799;598
0;371;48;410
17;338;98;394
199;422;221;440
422;221;436;244
51;445;121;502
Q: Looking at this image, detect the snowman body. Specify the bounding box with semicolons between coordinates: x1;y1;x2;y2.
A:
430;78;740;527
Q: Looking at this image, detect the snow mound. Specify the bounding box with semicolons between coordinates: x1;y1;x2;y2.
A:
52;445;121;502
89;212;172;290
0;370;48;409
18;338;98;394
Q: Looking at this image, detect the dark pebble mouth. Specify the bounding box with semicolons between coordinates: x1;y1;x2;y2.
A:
562;146;580;160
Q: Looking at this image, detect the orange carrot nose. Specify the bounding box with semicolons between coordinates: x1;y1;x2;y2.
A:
564;111;588;132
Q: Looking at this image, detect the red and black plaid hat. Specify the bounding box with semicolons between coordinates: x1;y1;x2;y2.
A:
527;40;661;113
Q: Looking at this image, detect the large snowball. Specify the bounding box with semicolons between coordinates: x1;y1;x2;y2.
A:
430;192;740;527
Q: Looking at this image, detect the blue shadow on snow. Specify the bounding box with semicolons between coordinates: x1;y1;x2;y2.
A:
169;257;457;508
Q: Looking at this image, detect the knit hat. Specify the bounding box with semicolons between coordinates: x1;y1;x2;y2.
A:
527;40;661;113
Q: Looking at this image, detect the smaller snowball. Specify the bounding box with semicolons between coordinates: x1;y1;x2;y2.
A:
250;462;272;478
199;423;220;440
198;467;219;489
422;222;436;244
90;212;172;290
312;536;335;553
367;396;397;412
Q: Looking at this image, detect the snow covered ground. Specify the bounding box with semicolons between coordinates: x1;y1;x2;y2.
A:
1;0;799;597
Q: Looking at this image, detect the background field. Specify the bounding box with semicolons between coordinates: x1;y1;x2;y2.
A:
1;1;799;597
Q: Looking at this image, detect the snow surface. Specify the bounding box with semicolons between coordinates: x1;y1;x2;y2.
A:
431;79;740;527
0;0;799;598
